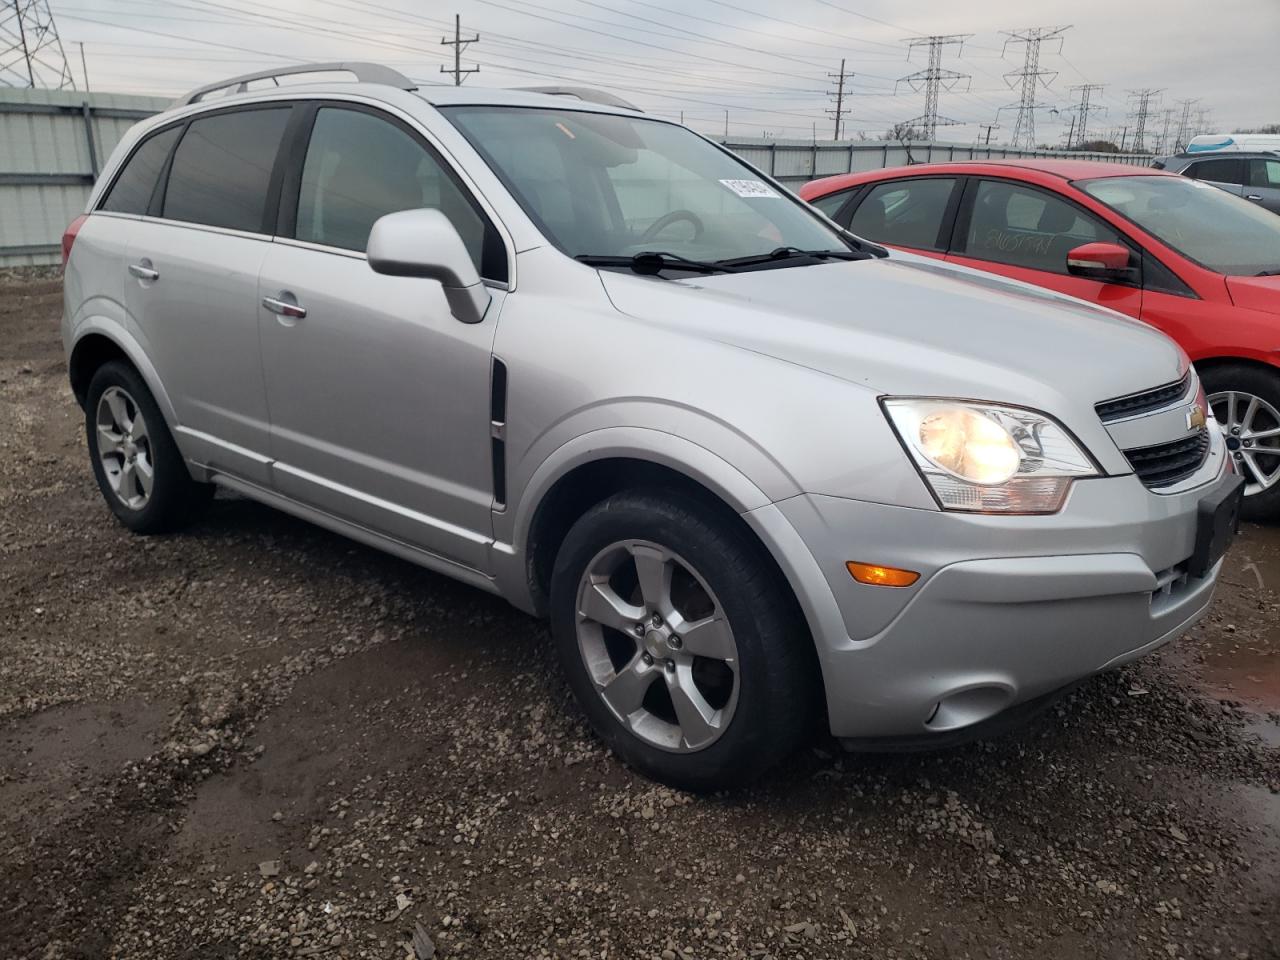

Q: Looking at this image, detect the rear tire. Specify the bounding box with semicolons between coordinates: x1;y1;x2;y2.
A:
1201;363;1280;521
85;360;212;534
549;489;817;791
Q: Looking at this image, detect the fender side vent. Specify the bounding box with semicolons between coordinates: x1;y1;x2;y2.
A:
490;358;508;508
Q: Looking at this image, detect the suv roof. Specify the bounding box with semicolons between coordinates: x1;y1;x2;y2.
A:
175;61;641;115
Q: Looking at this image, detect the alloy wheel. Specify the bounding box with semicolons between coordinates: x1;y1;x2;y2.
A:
1208;390;1280;497
95;385;154;509
574;539;739;753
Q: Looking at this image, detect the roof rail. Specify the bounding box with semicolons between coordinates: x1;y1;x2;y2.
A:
515;86;642;113
176;62;416;107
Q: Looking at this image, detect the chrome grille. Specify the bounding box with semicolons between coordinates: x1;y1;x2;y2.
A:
1094;374;1190;423
1123;429;1210;489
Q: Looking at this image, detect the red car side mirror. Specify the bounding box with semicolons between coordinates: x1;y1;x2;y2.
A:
1066;242;1132;280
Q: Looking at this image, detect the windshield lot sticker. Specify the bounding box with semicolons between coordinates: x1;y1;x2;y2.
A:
720;179;780;198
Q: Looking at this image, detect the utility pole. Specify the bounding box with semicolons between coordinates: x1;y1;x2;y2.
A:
826;58;851;140
1119;125;1129;152
440;13;478;86
1066;82;1105;148
1;0;75;88
978;121;999;145
999;25;1070;149
77;39;88;91
895;34;970;141
1063;113;1076;150
1173;98;1198;152
723;109;728;137
1126;88;1162;154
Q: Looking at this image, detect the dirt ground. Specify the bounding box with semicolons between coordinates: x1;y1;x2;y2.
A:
1;270;1277;960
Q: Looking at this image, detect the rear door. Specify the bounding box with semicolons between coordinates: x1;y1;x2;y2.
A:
256;102;507;571
946;177;1143;317
843;176;959;261
124;104;294;485
1245;156;1280;214
1183;157;1246;198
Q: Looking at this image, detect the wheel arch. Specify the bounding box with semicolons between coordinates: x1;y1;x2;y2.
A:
1193;354;1280;381
68;322;179;430
508;430;798;622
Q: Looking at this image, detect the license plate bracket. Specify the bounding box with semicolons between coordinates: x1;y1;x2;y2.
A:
1187;474;1244;579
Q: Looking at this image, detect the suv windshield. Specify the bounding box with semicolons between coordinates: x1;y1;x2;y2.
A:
1079;175;1280;276
441;105;851;265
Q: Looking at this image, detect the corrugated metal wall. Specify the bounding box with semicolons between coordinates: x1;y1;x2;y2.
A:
718;138;1155;186
0;89;166;266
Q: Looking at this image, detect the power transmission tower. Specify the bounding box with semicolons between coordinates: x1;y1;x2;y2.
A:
1126;88;1162;153
999;25;1070;149
440;13;479;86
1173;97;1198;152
1;0;74;89
826;58;852;140
895;34;971;141
1066;82;1105;148
1156;108;1174;154
1193;106;1213;138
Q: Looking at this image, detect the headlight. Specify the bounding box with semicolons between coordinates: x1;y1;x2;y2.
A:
883;398;1099;513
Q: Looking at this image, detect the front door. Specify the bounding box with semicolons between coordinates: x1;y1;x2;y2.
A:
946;178;1144;318
1245;156;1280;215
257;103;508;571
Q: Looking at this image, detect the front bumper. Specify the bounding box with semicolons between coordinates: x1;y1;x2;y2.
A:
747;465;1235;742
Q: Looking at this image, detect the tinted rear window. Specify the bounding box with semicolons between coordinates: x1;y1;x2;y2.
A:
163;108;290;232
100;126;182;215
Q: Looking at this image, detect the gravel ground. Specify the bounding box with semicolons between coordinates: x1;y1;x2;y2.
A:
1;270;1277;960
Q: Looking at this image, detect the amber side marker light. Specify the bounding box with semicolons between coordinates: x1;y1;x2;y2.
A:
846;561;920;588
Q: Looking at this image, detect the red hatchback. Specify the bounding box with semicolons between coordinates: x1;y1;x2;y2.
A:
801;161;1280;518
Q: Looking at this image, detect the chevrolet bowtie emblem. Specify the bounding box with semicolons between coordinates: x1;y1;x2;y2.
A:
1186;403;1207;430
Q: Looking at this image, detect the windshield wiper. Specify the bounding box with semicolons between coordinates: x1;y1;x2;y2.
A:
713;246;872;269
575;251;727;275
1257;269;1280;276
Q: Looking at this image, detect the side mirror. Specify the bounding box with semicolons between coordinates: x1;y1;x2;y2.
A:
1066;241;1133;281
367;209;491;324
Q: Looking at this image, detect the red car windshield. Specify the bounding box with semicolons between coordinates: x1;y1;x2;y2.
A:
1079;175;1280;277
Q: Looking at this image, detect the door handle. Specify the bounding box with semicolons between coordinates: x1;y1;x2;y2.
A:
128;262;159;281
1246;194;1263;201
262;295;307;320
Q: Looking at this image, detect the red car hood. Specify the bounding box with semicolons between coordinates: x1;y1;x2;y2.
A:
1226;274;1280;314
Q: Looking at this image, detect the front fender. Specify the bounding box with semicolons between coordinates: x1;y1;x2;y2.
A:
491;422;790;611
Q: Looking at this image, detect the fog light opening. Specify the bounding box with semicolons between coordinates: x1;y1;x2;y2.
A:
846;561;920;587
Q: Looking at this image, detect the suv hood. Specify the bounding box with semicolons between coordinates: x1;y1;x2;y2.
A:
598;255;1184;410
1225;274;1280;314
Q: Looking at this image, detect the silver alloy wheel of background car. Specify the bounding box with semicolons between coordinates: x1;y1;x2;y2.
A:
95;385;154;510
575;539;739;753
1208;390;1280;496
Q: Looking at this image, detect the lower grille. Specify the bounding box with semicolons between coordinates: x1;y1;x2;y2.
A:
1123;429;1210;489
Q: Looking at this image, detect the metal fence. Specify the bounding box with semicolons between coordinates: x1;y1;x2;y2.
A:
0;88;1158;267
717;137;1156;187
0;89;168;266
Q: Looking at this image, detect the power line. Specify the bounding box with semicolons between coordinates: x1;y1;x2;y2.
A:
2;0;75;88
1126;87;1162;153
895;33;971;140
440;12;478;86
999;25;1070;148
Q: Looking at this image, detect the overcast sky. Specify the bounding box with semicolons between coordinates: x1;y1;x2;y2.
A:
47;0;1280;148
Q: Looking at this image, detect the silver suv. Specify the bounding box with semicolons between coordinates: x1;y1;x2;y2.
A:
62;64;1243;790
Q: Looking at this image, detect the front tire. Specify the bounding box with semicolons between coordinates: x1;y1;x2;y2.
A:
1201;363;1280;521
85;360;212;534
549;490;817;791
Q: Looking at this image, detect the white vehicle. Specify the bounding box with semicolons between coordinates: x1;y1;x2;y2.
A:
1187;134;1280;155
